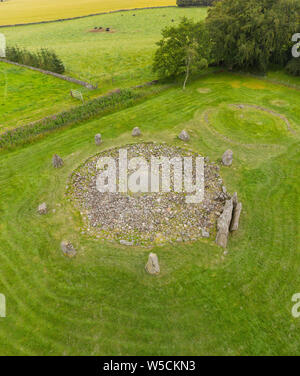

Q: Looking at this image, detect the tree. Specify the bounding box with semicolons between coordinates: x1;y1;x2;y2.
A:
153;18;210;89
206;0;300;72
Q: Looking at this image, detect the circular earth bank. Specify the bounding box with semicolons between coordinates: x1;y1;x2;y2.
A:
68;143;231;246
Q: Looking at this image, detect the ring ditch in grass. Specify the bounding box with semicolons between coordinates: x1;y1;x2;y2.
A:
205;104;291;145
67;143;232;247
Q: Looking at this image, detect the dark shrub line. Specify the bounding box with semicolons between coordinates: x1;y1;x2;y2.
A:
6;46;65;74
177;0;219;6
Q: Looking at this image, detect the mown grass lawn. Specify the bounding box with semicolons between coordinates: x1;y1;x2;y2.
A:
0;73;299;355
0;0;176;26
1;8;208;91
0;62;101;132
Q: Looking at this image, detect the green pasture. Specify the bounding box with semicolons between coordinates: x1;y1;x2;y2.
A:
0;62;101;132
1;8;208;91
0;73;299;355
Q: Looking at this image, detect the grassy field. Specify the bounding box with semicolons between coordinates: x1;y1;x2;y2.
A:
0;62;102;132
1;8;208;91
0;0;176;26
0;8;207;131
0;72;299;355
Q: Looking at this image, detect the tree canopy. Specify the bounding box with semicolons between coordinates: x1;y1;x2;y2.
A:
153;17;210;86
206;0;300;71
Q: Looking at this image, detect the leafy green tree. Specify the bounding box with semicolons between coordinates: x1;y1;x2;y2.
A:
206;0;300;72
153;17;210;88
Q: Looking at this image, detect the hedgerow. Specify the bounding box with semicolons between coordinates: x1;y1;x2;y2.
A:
6;46;65;74
0;89;140;149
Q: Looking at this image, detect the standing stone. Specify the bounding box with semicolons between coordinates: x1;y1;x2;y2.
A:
52;154;64;168
232;192;238;208
95;134;102;146
216;198;233;248
230;202;242;231
145;253;160;275
222;150;233;166
61;241;77;258
132;127;141;137
178;130;190;142
37;202;47;215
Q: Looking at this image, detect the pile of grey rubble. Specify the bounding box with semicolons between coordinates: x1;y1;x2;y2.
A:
67;143;241;247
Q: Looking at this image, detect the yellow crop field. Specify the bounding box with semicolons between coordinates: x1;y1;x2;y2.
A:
0;0;176;26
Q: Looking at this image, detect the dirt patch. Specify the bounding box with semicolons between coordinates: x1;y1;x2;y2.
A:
271;99;289;108
230;81;266;90
197;88;212;94
89;28;116;33
243;82;266;90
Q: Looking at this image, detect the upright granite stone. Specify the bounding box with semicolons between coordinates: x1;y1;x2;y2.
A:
52;154;64;168
230;202;242;231
95;134;102;146
37;202;47;215
61;241;77;258
232;192;238;208
222;150;233;166
216;198;233;248
178;130;190;142
145;253;160;275
132;127;141;137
